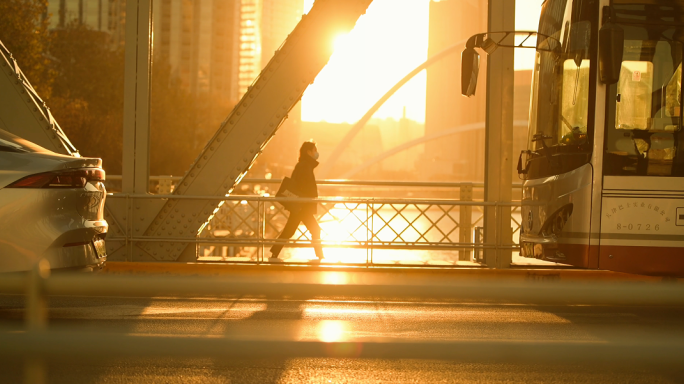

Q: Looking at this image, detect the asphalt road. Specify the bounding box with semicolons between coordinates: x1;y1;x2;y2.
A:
1;284;683;384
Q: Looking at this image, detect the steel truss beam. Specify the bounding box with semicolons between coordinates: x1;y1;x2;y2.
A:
0;40;78;155
122;0;373;261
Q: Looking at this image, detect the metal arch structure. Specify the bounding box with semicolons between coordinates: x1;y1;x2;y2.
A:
0;40;78;156
314;0;514;269
339;120;529;179
318;40;467;178
106;0;374;262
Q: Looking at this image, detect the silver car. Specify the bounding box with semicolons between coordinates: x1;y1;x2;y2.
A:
0;129;107;272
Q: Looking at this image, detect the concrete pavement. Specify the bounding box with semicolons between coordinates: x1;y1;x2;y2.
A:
1;289;683;383
1;263;682;382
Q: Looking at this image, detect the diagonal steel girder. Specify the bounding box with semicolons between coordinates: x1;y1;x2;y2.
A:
137;0;373;261
0;40;78;156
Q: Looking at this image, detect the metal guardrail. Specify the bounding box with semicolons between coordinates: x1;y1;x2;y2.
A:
105;175;526;189
105;193;524;264
102;176;526;264
4;331;684;363
2;263;684;384
2;270;684;304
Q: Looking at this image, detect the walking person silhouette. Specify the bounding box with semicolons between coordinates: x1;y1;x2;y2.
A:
270;141;325;263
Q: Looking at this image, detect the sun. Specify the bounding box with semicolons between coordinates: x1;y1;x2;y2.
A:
301;0;430;124
301;0;540;124
333;33;348;52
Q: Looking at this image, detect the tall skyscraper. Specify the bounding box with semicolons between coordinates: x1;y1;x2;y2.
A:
238;0;260;97
424;0;532;182
153;0;241;103
423;0;488;182
239;0;304;174
152;0;301;109
238;0;302;98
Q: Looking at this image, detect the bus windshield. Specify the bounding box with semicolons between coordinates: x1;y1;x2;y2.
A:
525;0;597;180
604;2;684;177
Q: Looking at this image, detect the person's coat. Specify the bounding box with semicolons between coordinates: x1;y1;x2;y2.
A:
290;154;319;215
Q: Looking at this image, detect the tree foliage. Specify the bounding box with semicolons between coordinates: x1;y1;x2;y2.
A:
48;22;126;172
0;0;53;98
1;3;236;180
149;61;233;177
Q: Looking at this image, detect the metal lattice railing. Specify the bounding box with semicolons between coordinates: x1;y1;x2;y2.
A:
106;192;522;265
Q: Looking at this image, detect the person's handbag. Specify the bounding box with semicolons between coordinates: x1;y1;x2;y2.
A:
275;177;300;212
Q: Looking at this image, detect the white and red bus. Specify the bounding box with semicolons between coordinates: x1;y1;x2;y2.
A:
465;0;684;276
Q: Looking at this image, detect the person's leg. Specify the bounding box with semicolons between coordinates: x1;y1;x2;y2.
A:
301;214;324;259
270;211;302;258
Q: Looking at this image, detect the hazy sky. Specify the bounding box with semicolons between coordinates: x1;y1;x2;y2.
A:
301;0;542;124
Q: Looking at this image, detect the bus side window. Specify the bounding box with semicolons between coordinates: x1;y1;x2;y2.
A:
616;61;654;130
666;63;682;119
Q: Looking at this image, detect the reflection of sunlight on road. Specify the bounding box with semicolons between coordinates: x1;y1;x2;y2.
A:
140;302;267;318
320;271;350;285
306;308;376;317
315;320;349;342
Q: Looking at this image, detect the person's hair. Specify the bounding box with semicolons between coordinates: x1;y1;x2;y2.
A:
299;141;317;161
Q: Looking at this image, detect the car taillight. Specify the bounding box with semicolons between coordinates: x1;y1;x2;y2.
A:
6;168;105;188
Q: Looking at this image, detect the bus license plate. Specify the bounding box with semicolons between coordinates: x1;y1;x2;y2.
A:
93;238;107;259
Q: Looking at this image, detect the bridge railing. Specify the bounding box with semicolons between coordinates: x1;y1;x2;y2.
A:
105;193;523;265
104;176;521;198
104;176;524;264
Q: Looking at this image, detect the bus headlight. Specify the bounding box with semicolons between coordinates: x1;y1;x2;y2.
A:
540;204;573;237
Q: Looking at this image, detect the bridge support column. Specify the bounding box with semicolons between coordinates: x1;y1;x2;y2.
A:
459;183;473;261
122;0;153;195
483;0;514;268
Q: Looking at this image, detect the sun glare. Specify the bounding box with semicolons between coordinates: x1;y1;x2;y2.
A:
301;0;542;124
315;320;348;342
333;33;349;52
302;0;430;124
320;271;350;285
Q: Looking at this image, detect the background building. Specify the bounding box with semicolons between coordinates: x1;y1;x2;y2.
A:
45;0;304;178
299;121;384;179
372;112;424;179
47;0;126;46
45;0;533;182
423;0;488;182
241;0;305;177
238;0;302;97
152;0;241;102
152;0;301;104
423;0;531;182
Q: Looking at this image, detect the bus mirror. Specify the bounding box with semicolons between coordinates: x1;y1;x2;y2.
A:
461;47;480;97
598;23;624;84
517;150;531;176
